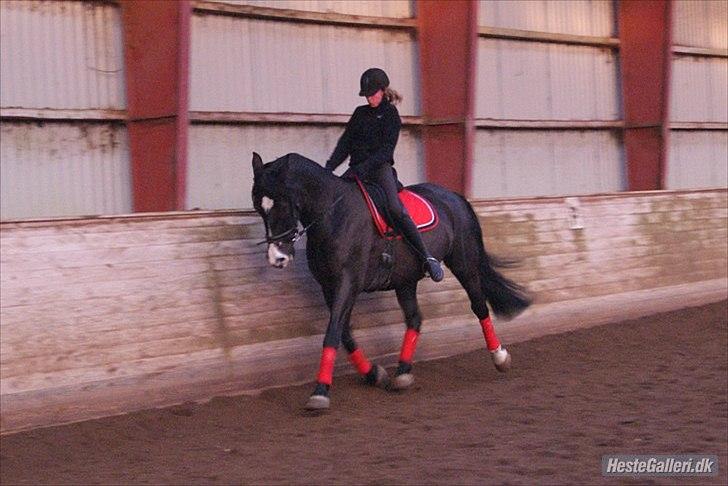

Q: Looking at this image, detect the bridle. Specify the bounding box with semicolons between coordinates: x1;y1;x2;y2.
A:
257;222;312;246
257;194;344;246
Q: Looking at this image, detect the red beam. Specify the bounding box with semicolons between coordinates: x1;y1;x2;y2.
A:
417;0;477;196
618;0;673;191
121;1;190;212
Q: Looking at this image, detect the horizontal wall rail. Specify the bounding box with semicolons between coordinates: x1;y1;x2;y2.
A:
192;0;415;28
478;26;619;48
0;108;126;122
5;111;719;132
672;45;728;58
475;119;623;129
670;122;728;130
189;111;423;126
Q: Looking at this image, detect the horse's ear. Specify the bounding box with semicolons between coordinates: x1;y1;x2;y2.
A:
252;152;263;175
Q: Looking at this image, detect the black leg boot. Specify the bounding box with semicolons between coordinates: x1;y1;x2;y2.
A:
395;214;444;282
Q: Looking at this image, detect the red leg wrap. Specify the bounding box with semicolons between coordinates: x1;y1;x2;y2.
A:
399;328;420;363
348;348;373;375
316;347;337;385
480;316;501;351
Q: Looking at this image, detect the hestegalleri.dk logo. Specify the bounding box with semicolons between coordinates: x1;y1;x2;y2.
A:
602;455;719;477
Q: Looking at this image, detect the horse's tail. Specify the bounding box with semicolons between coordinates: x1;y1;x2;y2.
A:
462;197;532;320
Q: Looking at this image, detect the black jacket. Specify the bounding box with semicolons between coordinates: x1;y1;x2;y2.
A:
326;99;401;176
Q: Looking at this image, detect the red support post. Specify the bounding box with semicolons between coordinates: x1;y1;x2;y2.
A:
618;0;673;191
417;0;478;196
121;0;190;212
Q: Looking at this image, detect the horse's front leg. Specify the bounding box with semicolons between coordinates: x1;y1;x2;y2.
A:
305;272;359;410
390;282;422;390
342;325;390;388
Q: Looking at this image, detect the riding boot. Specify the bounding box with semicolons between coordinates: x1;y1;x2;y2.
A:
395;214;444;282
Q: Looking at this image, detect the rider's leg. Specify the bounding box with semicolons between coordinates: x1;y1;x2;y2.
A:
369;164;444;282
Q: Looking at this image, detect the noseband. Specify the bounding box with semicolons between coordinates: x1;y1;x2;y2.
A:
257;225;309;246
257;194;344;246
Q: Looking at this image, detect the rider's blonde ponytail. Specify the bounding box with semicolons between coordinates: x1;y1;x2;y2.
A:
384;87;402;105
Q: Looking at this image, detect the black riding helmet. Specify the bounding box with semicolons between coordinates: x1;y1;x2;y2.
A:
359;68;389;97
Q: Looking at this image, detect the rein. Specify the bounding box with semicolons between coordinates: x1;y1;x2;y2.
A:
257;194;344;246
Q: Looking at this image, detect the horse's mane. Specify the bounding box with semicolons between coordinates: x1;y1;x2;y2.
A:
288;152;326;171
273;153;337;183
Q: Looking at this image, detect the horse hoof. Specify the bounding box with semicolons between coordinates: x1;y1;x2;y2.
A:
305;394;330;410
391;373;414;390
491;347;511;372
373;365;390;388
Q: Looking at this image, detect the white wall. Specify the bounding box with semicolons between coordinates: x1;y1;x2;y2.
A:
668;0;728;191
473;0;623;198
188;3;423;210
0;1;130;220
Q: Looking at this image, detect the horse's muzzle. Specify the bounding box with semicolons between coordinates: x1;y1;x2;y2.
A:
267;243;293;268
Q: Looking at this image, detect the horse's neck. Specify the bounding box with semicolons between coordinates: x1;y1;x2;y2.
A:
292;164;347;227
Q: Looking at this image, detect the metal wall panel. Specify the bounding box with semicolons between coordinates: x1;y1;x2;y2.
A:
667;131;728;190
201;0;413;18
187;124;423;210
669;1;727;191
673;0;728;49
0;0;126;110
471;130;624;198
0;122;132;220
671;56;728;123
478;0;615;36
190;14;419;115
476;38;620;120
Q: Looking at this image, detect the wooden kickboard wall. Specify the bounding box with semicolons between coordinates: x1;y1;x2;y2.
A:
1;189;726;433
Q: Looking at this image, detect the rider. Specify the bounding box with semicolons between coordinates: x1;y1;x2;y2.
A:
325;68;444;282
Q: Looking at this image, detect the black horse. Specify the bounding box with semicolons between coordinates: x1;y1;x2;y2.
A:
251;152;530;410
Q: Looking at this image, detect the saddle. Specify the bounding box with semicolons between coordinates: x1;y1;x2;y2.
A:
354;178;439;240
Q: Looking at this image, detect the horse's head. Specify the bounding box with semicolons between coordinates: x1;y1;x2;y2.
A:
251;152;299;268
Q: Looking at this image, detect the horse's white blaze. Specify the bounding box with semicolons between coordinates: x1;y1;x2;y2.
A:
261;196;274;213
267;243;291;267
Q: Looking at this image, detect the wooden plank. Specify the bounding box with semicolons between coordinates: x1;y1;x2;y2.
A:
474;196;727;221
672;45;728;58
191;0;416;29
475;207;727;236
190;111;424;127
0;108;127;121
670;122;728;130
470;189;727;210
535;271;724;304
0;223;262;255
0;212;257;234
475;119;623;129
478;26;619;48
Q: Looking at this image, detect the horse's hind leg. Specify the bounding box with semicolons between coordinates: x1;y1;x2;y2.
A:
342;326;389;388
444;253;512;372
391;283;422;390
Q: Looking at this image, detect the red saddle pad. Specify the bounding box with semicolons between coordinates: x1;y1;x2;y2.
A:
355;179;439;239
